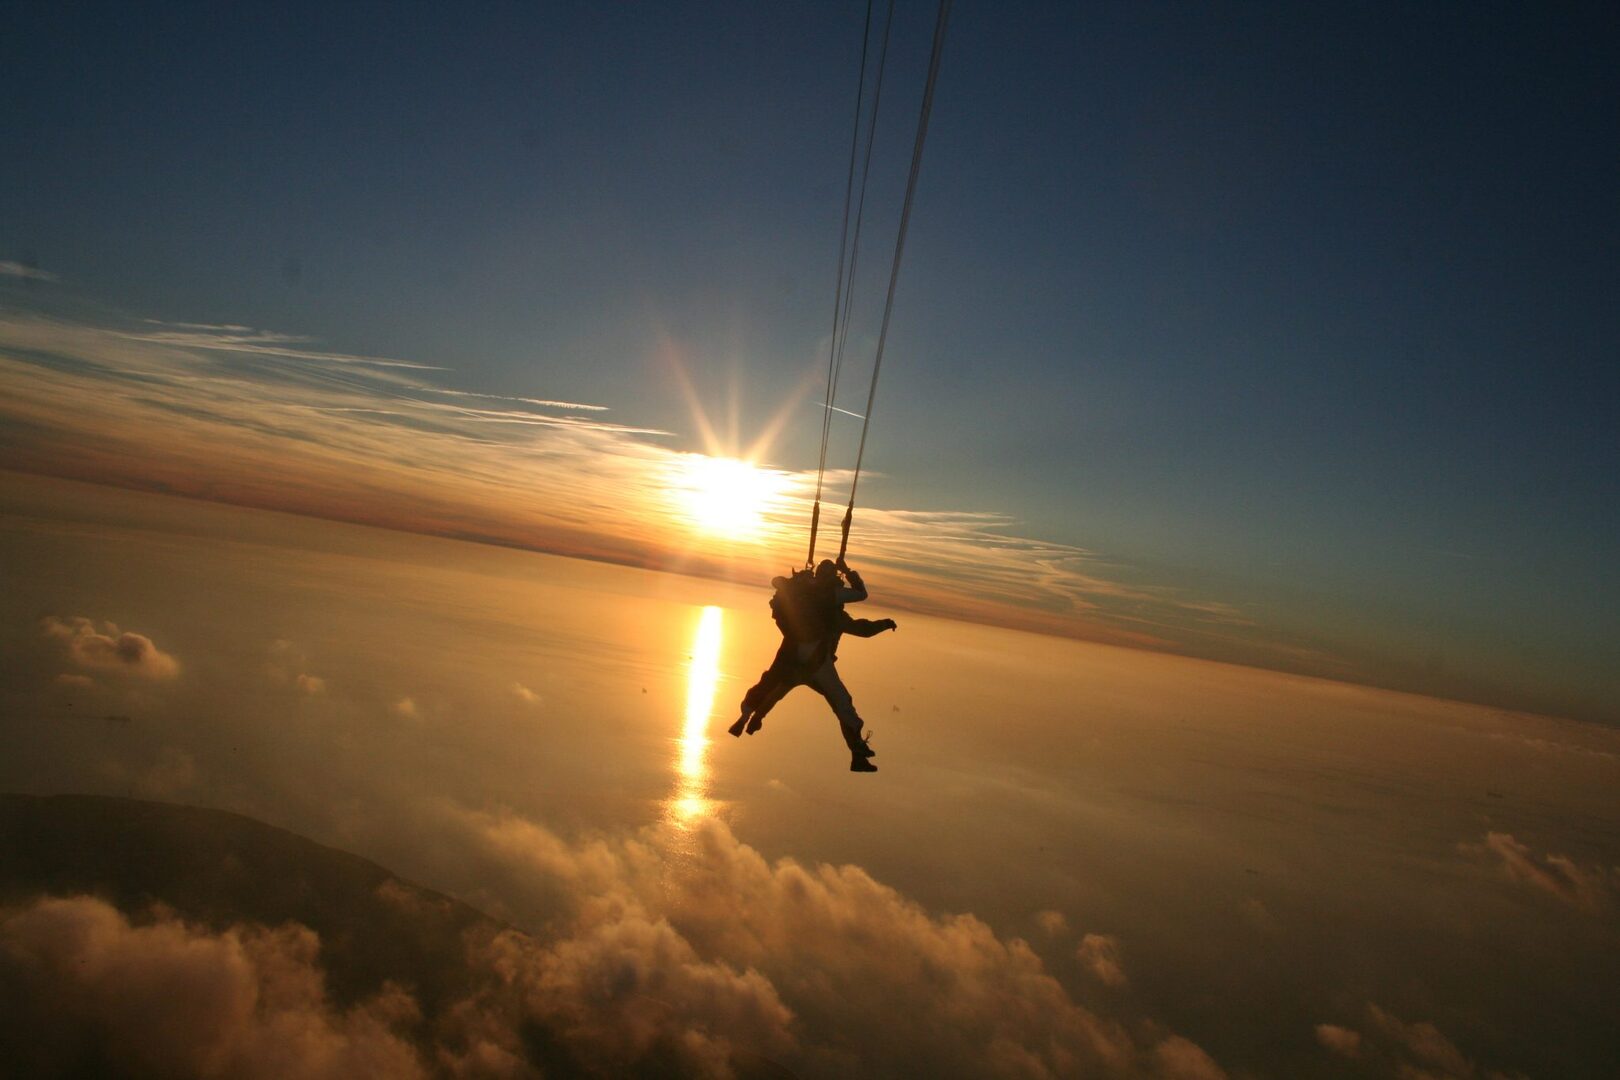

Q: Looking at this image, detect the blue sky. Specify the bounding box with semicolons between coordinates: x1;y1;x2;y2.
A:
3;1;1617;722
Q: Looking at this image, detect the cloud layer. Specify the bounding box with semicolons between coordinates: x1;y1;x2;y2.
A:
0;308;1320;672
0;806;1231;1080
447;806;1225;1079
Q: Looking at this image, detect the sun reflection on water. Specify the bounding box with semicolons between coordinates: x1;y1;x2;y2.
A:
667;605;723;827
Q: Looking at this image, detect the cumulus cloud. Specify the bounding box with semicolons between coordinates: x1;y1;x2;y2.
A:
1464;832;1617;914
1034;909;1068;937
1363;1004;1475;1079
41;616;180;680
1314;1023;1362;1058
0;895;424;1079
455;913;795;1076
1313;1004;1530;1080
1077;933;1128;988
510;683;541;707
449;806;1221;1079
266;641;327;696
1150;1035;1228;1080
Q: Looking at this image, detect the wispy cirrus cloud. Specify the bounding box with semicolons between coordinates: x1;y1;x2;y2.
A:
118;321;447;369
0;306;1322;664
421;387;609;411
1;260;59;283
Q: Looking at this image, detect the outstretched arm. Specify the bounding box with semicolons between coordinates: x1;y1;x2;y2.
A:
840;615;896;638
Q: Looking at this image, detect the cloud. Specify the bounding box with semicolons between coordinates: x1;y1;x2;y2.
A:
1314;1004;1530;1080
41;616;180;680
54;673;95;688
1150;1036;1228;1080
0;308;1300;671
1077;933;1127;987
391;696;419;719
456;912;795;1077
510;683;541;707
1;260;58;282
0;806;1230;1079
448;806;1223;1079
1034;909;1068;937
116;321;446;370
1314;1023;1362;1058
267;641;325;696
1363;1004;1474;1079
423;387;609;412
0;895;425;1079
1463;832;1616;914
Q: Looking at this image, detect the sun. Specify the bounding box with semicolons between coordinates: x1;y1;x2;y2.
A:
678;455;785;539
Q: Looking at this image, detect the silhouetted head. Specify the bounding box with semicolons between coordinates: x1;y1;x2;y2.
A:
814;559;838;583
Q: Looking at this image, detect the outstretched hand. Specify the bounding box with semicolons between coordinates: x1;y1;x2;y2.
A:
881;618;898;632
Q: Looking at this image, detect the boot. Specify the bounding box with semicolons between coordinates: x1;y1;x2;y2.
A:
849;756;878;772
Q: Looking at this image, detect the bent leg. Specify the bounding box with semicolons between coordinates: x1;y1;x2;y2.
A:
744;678;796;733
733;641;798;735
731;670;776;736
806;661;866;753
737;669;775;717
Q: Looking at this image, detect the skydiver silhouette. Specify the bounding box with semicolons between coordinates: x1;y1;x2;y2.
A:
729;557;895;772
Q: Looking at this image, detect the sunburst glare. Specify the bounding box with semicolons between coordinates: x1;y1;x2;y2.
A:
676;455;788;540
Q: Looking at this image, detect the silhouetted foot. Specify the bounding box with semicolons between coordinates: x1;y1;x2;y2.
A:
850;757;878;772
856;739;876;758
745;714;764;735
728;717;746;737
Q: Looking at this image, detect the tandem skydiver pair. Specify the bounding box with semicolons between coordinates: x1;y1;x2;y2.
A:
729;558;895;772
